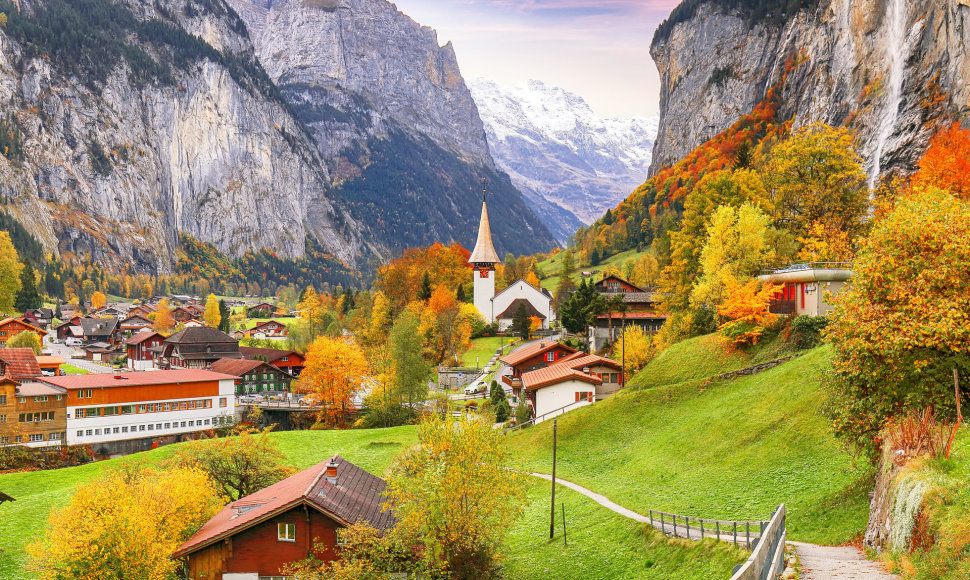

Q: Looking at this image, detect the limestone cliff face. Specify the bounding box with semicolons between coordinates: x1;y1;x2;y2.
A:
0;0;363;274
650;0;970;184
228;0;492;166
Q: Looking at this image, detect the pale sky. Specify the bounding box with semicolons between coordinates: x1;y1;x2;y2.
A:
389;0;682;118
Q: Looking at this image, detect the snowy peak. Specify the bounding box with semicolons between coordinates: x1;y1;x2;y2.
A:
469;79;658;242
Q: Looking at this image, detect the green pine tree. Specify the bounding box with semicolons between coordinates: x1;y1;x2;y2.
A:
14;261;40;311
511;302;531;340
418;272;432;301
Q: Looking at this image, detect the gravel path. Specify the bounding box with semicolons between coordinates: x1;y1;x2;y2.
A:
791;541;899;579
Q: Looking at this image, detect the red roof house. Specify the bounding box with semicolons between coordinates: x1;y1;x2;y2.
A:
0;348;42;380
174;456;394;580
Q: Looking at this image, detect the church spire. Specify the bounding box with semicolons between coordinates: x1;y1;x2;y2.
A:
469;179;500;265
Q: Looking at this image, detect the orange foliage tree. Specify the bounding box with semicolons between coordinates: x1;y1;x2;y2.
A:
716;277;781;346
375;243;471;314
912;122;970;198
153;297;174;333
298;335;370;427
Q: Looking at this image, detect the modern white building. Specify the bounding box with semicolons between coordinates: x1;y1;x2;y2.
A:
469;197;555;328
757;263;853;317
40;369;238;446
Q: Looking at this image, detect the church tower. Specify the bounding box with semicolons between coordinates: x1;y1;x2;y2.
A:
468;184;500;322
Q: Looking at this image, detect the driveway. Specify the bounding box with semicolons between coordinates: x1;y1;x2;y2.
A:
45;337;114;374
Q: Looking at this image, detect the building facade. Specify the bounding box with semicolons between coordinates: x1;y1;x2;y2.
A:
758;263;853;317
0;378;67;447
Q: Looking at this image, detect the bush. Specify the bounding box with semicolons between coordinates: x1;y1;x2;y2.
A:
495;399;511;423
515;401;532;425
790;315;829;349
357;402;418;429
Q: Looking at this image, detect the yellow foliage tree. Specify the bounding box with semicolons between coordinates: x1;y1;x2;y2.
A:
298;287;329;338
795;220;854;263
612;325;653;374
0;231;22;313
7;330;42;354
629;254;659;288
524;270;541;289
717;276;781;346
90;291;107;310
298;336;369;427
528;315;542;335
203;293;221;327
27;466;221;580
153;298;174;333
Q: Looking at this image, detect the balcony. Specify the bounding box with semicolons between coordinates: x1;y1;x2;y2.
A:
501;375;522;388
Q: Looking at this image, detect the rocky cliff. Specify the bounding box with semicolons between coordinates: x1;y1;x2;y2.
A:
650;0;970;184
469;79;657;244
0;0;554;279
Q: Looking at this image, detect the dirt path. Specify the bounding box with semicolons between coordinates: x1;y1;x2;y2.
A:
791;541;899;579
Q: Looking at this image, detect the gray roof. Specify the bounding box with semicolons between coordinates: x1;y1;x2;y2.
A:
80;317;119;337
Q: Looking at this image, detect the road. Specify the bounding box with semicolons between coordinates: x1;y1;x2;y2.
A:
45;337;114;374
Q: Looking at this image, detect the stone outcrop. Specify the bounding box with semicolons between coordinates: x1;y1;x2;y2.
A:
650;0;970;184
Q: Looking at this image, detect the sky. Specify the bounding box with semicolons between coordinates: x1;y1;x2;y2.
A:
389;0;682;119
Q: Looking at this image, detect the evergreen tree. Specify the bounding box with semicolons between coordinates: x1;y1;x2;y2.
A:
54;302;62;321
218;299;231;333
589;248;601;266
511;302;531;340
734;142;753;169
489;380;505;407
495;399;511;423
456;284;466;303
14;261;41;311
418;272;432;301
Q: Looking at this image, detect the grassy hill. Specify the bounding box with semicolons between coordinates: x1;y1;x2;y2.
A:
507;342;872;546
537;248;649;291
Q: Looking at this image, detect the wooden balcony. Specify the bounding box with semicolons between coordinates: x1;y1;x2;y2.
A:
501;375;522;388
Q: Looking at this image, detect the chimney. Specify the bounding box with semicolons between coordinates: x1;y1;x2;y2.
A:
325;459;338;485
582;367;591;375
113;370;123;380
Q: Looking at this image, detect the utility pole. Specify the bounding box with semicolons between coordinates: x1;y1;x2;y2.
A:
550;418;557;539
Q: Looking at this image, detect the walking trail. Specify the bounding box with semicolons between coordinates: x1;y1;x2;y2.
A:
527;472;898;579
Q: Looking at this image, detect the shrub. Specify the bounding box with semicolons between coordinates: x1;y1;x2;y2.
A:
790;315;829;349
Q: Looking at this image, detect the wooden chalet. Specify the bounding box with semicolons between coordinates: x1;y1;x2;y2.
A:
591;275;667;351
499;340;577;395
125;331;166;371
156;327;241;369
80;317;121;346
119;314;154;336
246;302;276;318
239;347;305;376
247;320;289;339
129;304;155;319
21;308;54;330
174;456;395;579
209;358;293;395
0;318;47;347
53;316;82;341
171;307;198;324
0;377;67;447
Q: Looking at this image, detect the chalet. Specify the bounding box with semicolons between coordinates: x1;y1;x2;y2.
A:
156;327;241;370
499;340;577;397
759;262;853;317
129;304;155;319
0;377;67;447
174;456;395;579
21;308;54;330
171;307;198;324
521;353;623;422
119;314;154;336
41;369;237;447
54;316;83;341
59;303;79;319
0;348;43;380
247;302;276;318
185;304;205;317
36;356;65;377
91;305;129;318
84;342;122;362
0;318;47;347
247;320;289;340
590;275;667;351
126;331;165;371
209;358;293;395
80;317;121;345
239;347;305;376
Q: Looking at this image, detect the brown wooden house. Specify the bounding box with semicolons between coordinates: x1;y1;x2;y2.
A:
156;327;241;369
499;340;577;395
0;318;47;347
174;456;394;579
239;347;305;376
209;358;294;395
0;377;67;447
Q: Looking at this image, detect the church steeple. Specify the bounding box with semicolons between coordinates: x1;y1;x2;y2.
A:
470;179;499;322
469;178;500;265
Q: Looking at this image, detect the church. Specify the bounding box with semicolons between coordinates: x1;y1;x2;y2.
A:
468;198;555;330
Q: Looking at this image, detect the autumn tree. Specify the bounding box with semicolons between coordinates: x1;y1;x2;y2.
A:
524;270;541;289
911;122;970;198
0;231;22;313
153;297;174;333
298;287;330;338
386;413;527;578
282;523;419;579
612;325;652;374
14;261;40;311
764;123;868;239
389;309;431;408
374;243;471;314
90;291;107;311
298;336;369;427
203;293;220;327
716;277;781;346
795;220;854;263
167;427;296;501
826;187;970;458
7;330;42;354
27;466;221;580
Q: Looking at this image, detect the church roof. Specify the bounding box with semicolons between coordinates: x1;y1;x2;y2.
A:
468;201;500;265
496;298;546;321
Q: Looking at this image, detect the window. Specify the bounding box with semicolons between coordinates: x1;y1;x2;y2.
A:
0;414;4;424
0;394;4;404
17;397;25;404
56;395;63;400
34;396;48;402
147;424;154;431
49;432;61;441
188;420;194;427
278;523;296;542
76;430;83;437
219;398;227;408
85;408;98;418
281;356;288;362
139;425;146;431
546;351;555;362
180;421;186;428
113;427;119;434
122;426;128;433
164;423;171;429
85;429;92;436
29;434;43;442
575;392;593;403
94;429;101;435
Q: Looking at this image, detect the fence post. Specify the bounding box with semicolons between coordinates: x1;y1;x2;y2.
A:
673;515;678;537
716;521;720;542
746;522;750;550
660;513;664;534
700;518;704;539
649;510;654;529
733;522;737;547
685;516;690;539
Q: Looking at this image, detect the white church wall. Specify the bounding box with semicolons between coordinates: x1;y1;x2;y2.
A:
491;280;555;329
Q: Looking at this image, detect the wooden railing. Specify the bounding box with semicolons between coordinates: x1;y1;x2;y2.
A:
648;509;770;550
730;504;786;580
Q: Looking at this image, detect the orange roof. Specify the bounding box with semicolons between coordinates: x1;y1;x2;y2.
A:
40;369;236;390
559;354;622;372
522;365;601;391
499;340;576;367
35;355;65;367
175;456;394;558
0;348;42;380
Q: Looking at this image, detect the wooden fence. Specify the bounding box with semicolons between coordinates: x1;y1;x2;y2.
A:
730;504;786;580
648;509;769;550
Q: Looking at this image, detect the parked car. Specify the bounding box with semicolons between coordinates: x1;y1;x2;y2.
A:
65;337;83;347
464;382;485;396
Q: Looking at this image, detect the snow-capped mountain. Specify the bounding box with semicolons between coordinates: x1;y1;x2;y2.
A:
469;79;658;243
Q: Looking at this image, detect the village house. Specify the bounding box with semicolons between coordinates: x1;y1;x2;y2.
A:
171;306;199;324
239;347;306;376
40;369;237;449
0;318;47;347
590;275;667;351
154;326;241;370
0;348;43;381
500;340;578;400
129;304;155;319
0;377;67;447
125;331;166;370
53;316;82;341
21;308;54;331
209;358;294;396
247;301;276;318
759;262;853;317
80;317;121;346
119;314;154;337
246;320;289;340
174;456;394;580
521;353;624;423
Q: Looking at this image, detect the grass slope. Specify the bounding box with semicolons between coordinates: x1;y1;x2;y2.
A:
504;482;746;579
0;427;419;578
460;336;510;368
629;332;800;390
508;345;871;545
537;248;649;291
